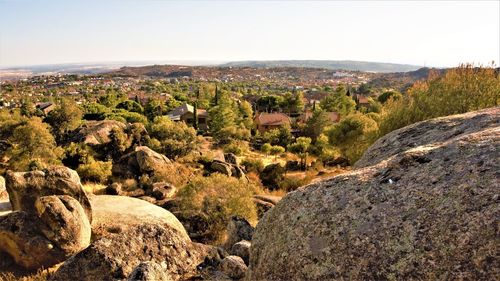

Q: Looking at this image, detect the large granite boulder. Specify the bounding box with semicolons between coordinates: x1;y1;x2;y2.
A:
355;107;499;168
247;108;500;280
5;166;92;221
112;146;171;178
89;195;188;240
127;261;172;281
71;120;127;146
50;224;212;281
0;195;91;269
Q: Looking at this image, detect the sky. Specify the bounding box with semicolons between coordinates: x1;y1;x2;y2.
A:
0;0;499;68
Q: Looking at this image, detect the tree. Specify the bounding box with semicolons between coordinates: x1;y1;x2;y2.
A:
237;100;254;129
288;137;312;170
7;117;63;170
262;125;293;148
116;100;144;113
304;110;332;142
261;143;272;155
281;91;305;114
269;145;285;159
328;113;378;164
149;116;197;159
144;99;164;121
319;85;356;116
193;102;199;130
45;98;83;143
378;90;402;104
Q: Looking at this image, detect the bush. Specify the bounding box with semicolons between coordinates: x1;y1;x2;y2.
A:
241;158;265;174
379;65;500;136
259;163;286;190
77;158;112;183
175;174;259;244
149;116;197;159
278;174;313;192
223;140;249;156
328;113;378;164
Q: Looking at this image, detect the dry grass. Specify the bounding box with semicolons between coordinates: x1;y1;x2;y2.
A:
82;183;106;195
0;268;54;281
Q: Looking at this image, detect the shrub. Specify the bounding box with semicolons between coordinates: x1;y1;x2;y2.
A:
149;116;197;159
223;140;249;156
259;163;286;190
76;158;112;183
278;174;313;192
269;145;285;156
241;158;265;174
175;174;259;244
379;65;500;136
328;113;378;164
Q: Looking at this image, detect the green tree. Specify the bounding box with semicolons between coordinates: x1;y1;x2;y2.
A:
45;98;83;143
328;113;378;164
288;137;312;170
7;117;63;170
378;90;403;104
149;116;197;159
319;85;356;116
304;110;332;142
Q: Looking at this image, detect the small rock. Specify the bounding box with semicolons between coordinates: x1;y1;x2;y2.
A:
150;182;176;200
224;216;254;249
106;183;123;196
231;240;251;265
139;196;157;204
127;261;171;281
224;153;238;165
219;255;247;279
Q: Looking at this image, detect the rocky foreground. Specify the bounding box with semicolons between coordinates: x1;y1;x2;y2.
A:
0;107;499;280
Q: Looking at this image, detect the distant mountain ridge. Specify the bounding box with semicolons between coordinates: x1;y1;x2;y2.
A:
220;60;422;73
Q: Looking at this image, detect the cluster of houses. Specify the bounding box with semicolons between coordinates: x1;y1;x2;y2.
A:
164;102;343;134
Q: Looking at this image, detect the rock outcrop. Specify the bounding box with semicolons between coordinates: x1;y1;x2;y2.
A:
210;160;248;181
89;195;188;240
51;224;211;281
127;261;172;281
225;216;254;250
220;255;247;279
5;167;92;221
247;108;500;280
112;146;172;178
71;120;127;146
0;195;91;269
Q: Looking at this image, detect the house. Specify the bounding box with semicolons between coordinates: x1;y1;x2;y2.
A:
354;94;370;108
36;102;55;116
254;112;291;133
166;103;209;131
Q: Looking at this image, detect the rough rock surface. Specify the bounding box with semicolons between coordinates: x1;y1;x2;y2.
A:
89;195;188;240
112;146;172;178
210;160;248;181
247;108;500;280
355;107;499;168
51;224;211;281
0;195;91;269
231;240;251;265
5;166;92;221
71;120;127;146
225;216;254;250
127;261;172;281
34;195;91;255
220;255;247;279
224;153;238;165
150;182;176;200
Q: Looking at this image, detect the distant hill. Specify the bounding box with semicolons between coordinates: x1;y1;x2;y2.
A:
220;60;422;73
368;67;447;91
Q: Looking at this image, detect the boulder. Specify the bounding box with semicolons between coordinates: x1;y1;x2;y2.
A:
5;166;92;221
224;216;254;250
89;195;188;240
231;240;251;265
247;108;500;280
220;256;247;279
113;146;172;178
211;160;232;176
50;224;212;281
72;120;127;146
173;211;211;243
34;195;91;255
0;176;6;199
149;182;176;200
355;107;499;168
224;153;238;165
128;261;171;281
0;195;91;269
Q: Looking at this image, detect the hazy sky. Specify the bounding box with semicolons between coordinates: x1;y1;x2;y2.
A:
0;0;499;67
